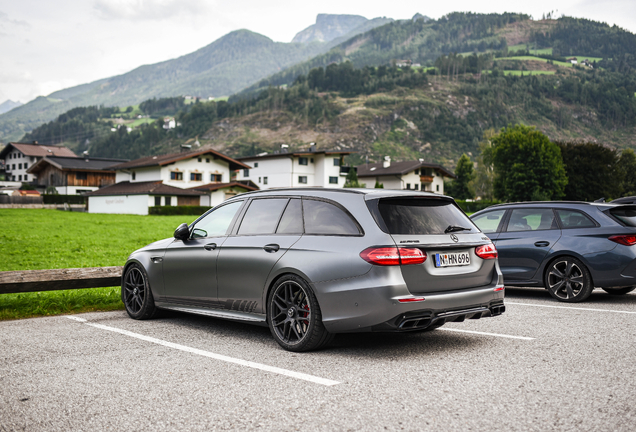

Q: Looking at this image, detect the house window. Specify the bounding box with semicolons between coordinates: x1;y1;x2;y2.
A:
333;158;340;166
76;172;88;180
299;157;308;166
414;169;419;175
436;185;440;192
258;177;261;183
12;164;15;170
206;158;210;163
310;158;314;163
243;169;249;177
18;175;22;181
191;173;202;181
154;196;161;206
24;163;28;169
211;174;222;182
254;162;259;168
406;183;411;190
414;184;419;190
18;163;22;169
165;197;172;206
23;174;28;181
264;177;268;185
131;172;136;180
198;158;202;162
298;176;307;184
329;176;338;184
171;171;183;181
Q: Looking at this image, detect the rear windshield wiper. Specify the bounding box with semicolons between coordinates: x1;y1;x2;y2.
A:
445;225;471;234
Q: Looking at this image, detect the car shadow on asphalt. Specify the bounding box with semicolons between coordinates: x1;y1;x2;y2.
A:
151;310;487;357
504;286;636;306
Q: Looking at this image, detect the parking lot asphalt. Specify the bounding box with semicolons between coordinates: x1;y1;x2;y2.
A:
1;287;636;432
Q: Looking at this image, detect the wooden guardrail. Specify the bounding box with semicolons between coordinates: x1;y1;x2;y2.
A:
0;266;123;294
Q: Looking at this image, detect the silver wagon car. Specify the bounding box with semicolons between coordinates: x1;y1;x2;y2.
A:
122;189;505;351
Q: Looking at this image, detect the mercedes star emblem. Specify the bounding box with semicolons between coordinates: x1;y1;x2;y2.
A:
450;234;459;243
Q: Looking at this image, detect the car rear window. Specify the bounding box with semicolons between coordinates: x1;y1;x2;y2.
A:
609;207;636;227
377;198;478;235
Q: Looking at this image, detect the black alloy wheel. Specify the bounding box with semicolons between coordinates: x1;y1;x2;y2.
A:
545;257;593;303
123;263;158;319
267;275;333;352
601;286;636;295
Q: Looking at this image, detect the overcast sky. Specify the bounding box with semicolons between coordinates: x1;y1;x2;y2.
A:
1;0;635;105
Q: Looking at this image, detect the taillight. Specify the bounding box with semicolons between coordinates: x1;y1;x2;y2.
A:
360;247;427;266
609;235;636;246
475;243;498;259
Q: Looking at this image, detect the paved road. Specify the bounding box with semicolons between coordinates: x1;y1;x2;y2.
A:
2;287;636;431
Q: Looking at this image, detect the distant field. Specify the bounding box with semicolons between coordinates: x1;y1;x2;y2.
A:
128;117;156;127
497;56;572;68
0;210;201;320
502;70;556;76
507;45;553;56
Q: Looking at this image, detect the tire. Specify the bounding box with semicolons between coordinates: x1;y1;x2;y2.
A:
122;263;158;320
601;286;636;295
267;275;334;352
544;257;593;303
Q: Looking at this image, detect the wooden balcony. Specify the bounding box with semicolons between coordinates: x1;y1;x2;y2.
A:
420;175;434;183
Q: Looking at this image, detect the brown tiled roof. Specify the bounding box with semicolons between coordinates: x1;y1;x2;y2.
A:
236;150;353;161
357;160;455;178
27;156;128;175
1;142;77;159
108;147;250;171
84;181;205;197
189;181;260;192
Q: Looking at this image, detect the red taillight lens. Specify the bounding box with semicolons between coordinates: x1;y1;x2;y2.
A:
360;247;427;266
398;248;427;265
609;235;636;246
475;243;498;260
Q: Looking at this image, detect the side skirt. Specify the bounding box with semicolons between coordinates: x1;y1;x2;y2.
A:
155;302;268;326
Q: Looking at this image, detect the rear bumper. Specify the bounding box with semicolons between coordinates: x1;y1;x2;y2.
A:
313;266;505;333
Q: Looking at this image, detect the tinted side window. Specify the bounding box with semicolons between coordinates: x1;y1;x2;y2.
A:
191;201;243;238
277;199;303;234
609;207;636;227
556;209;596;228
507;208;557;232
303;199;360;235
238;198;288;235
471;210;506;233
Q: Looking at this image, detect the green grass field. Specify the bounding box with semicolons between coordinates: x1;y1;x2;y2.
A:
502;70;556;76
0;210;200;320
507;45;554;56
497;56;572;68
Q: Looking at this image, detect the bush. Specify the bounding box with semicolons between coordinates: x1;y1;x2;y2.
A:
149;206;210;216
454;200;500;213
42;195;86;204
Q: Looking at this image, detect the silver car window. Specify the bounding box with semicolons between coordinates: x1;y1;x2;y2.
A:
238;198;289;235
303;199;361;235
277;199;303;234
191;201;243;238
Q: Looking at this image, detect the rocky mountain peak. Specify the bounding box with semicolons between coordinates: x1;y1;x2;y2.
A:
292;14;368;43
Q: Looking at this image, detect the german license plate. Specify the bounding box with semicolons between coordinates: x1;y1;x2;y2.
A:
434;252;470;267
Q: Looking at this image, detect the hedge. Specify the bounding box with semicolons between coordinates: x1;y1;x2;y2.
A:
454;200;501;213
43;195;87;204
148;206;211;216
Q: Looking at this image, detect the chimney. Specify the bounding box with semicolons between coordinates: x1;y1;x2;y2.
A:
281;144;289;153
383;156;391;168
181;144;192;152
309;143;316;152
83;151;89;161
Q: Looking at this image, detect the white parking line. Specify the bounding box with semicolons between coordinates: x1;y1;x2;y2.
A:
439;328;534;340
507;302;636;315
63;316;339;386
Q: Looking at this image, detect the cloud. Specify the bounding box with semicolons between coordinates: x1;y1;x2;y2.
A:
0;11;30;28
93;0;213;21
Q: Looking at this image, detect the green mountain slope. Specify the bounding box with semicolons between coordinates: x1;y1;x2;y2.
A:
0;15;392;143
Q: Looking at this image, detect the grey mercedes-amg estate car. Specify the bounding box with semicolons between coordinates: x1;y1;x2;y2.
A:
122;189;505;351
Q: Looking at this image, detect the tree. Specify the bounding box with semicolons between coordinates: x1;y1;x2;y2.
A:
447;153;474;200
469;129;496;200
556;141;620;201
491;124;567;201
344;168;365;188
617;148;636;197
374;180;384;188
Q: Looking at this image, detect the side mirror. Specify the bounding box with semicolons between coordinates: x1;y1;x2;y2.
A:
174;223;189;241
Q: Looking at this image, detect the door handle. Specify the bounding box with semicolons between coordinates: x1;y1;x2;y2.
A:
534;241;550;247
204;243;217;251
264;244;280;253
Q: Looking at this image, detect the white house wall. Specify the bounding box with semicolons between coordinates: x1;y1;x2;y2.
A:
5;150;38;182
88;194;149;215
55;186;99;195
238;157;292;189
159;157;230;188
